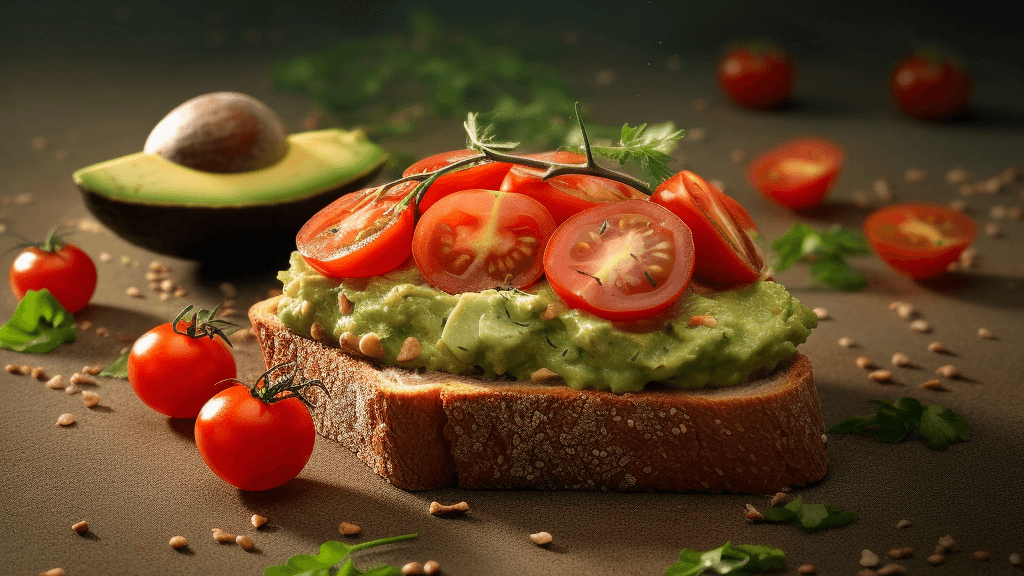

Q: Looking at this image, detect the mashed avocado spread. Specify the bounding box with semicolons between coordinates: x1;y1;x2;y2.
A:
276;252;817;393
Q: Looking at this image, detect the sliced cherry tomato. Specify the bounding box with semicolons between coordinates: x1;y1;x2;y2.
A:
864;203;976;279
717;43;795;109
542;200;694;321
296;182;416;279
413;189;556;294
890;51;970;121
9;229;96;313
195;365;318;491
403;149;513;213
128;309;237;419
499;151;646;224
746;138;844;210
652;171;763;285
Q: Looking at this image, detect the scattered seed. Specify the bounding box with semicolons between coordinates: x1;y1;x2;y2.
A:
896;519;912;529
358;333;385;358
1000;166;1020;184
56;413;75;426
904;168;927;182
95;327;110;337
235;534;256;551
70;373;97;386
396;337;421;362
937;534;958;551
860;549;880;567
401;562;424;575
856;356;876;369
796;565;816;575
744;504;764;522
30;366;46;379
948;199;967;212
429;501;469;516
973;550;990;561
909;319;931;333
869;369;893;382
340;332;361;353
530;531;553;545
894;303;915;319
990;205;1008;220
531;367;560;382
251;514;268;529
211;528;237;543
1010;552;1022;565
838;336;855;348
873;179;892;201
126;286;142;298
219;282;238;298
927;341;948;354
936;364;960;378
856;570;877;576
338;293;353;315
17;364;32;375
173;287;188;298
769;492;792;507
891;353;911;367
82;365;102;375
945;167;970;184
852;190;872;208
72;520;89;534
920;379;944;390
888;547;912;559
927;553;945;565
339;522;361;536
984;222;1002;237
729;149;746;163
812;307;829;320
1008;206;1023;219
876;563;907;575
81;390;99;407
40;569;65;576
78;320;93;331
423;560;441;575
169;535;188;549
309;321;327;343
65;384;79;395
46;375;65;389
977;327;994;339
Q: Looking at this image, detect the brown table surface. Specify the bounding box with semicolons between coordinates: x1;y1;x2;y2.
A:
2;2;1022;575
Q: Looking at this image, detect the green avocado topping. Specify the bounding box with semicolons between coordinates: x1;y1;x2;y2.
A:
276;252;817;393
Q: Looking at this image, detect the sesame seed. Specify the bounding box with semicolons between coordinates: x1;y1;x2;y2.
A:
339;522;361;536
909;319;931;333
904;167;927;182
869;369;892;382
891;352;911;366
72;520;89;534
56;413;75;426
796;564;815;575
936;365;960;378
896;519;912;529
530;531;553;545
860;549;880;567
927;341;948;353
126;286;142;298
856;356;875;369
812;307;829;320
838;336;855;348
974;551;990;561
978;327;994;339
251;514;268;529
169;535;188;549
920;379;944;391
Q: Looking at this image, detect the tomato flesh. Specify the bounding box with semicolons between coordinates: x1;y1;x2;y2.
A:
403;149;513;213
413;189;556;294
9;243;96;313
296;182;416;278
500;151;646;224
864;203;976;279
195;384;315;491
746;138;844;210
128;322;237;419
652;171;762;285
717;45;795;109
890;54;970;121
543;200;694;321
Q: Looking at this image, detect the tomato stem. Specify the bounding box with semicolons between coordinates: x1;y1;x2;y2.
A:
238;361;330;411
171;303;238;346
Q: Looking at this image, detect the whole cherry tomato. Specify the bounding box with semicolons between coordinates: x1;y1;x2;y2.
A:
403;149;513;214
890;50;970;121
128;305;237;419
542;200;695;321
746;138;844;211
717;43;795;109
864;203;976;279
195;363;323;491
413;189;556;294
9;229;96;313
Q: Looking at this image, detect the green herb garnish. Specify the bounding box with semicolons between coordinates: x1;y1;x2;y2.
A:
264;533;418;576
762;497;857;532
569;121;685;189
98;350;130;378
828;397;970;450
771;223;871;290
665;542;785;576
0;289;77;354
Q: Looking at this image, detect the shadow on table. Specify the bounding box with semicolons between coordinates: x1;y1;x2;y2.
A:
917;270;1024;310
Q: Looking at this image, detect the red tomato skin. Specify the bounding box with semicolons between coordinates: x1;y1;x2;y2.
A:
9;243;97;313
652;171;763;285
890;55;970;121
195;385;315;491
746;138;844;211
542;200;695;322
864;203;976;279
127;322;237;419
403;150;513;213
499;151;646;224
296;183;416;279
717;46;795;109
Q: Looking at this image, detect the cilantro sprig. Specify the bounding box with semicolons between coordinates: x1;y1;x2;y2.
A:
762;497;857;532
264;533;418;576
0;289;77;354
567;121;685;188
771;224;871;290
828;397;971;450
665;542;785;576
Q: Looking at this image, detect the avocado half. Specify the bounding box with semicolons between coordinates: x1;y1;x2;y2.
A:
73;128;387;263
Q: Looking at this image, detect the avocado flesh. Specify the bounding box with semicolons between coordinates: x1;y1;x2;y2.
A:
73;129;388;263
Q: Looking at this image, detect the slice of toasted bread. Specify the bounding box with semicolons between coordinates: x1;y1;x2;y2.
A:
249;296;829;492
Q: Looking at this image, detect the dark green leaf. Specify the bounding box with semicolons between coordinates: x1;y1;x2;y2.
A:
918;402;971;450
828;398;969;450
770;224;870;290
264;534;417;576
0;289;77;354
826;414;878;434
763;497;857;532
665;541;784;575
98;351;130;378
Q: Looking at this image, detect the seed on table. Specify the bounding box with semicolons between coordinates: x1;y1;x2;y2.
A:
936;364;960;378
82;390;99;407
429;501;469;516
744;504;764;521
927;341;948;353
530;531;553;545
401;562;424;575
909;319;930;333
948;199;967;211
869;370;892;382
904;167;927;182
888;546;912;559
769;492;792;507
978;327;994;339
990;205;1008;219
211;528;236;543
159;279;175;292
30;367;46;379
919;379;944;391
838;337;855;348
173;287;188;298
46;375;65;389
984;222;1001;237
70;373;97;386
169;535;188;549
856;356;875;369
876;563;907;575
891;352;911;367
812;307;829;320
895;303;915;319
423;560;441;575
4;364;18;374
937;534;958;551
251;514;268;529
219;281;238;298
65;384;78;395
95;327;110;337
895;519;912;529
56;413;75;426
126;286;142;298
973;550;990;561
235;534;256;551
40;569;65;576
927;553;945;565
72;520;89;534
1010;552;1022;565
82;365;102;375
338;522;361;536
796;564;816;575
18;364;32;375
860;549;880;567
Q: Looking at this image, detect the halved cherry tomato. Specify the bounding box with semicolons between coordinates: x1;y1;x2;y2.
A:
296;182;416;279
717;43;795;109
412;189;556;294
542;200;694;321
746;138;844;210
652;171;763;285
890;51;970;121
864;203;976;279
499;151;647;224
403;149;513;213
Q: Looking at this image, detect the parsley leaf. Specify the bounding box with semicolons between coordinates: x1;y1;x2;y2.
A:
762;497;857;532
264;533;418;576
98;351;130;378
828;398;970;450
0;289;77;354
665;542;785;576
572;121;685;188
771;224;871;290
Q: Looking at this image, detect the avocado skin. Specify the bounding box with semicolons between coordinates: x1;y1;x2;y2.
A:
77;168;382;265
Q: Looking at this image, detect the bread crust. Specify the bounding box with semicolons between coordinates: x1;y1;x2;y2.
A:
250;296;829;492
